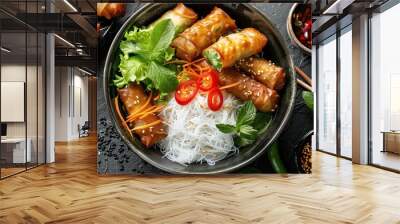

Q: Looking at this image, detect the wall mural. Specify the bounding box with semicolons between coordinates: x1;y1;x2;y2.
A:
97;3;313;174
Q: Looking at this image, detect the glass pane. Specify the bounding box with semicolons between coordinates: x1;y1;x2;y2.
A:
1;31;27;177
38;32;45;165
371;4;400;171
339;28;352;158
26;0;39;169
317;36;337;154
27;31;38;169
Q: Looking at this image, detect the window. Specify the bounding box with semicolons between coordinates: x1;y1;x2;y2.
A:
0;0;47;179
317;35;337;154
339;27;352;158
370;2;400;171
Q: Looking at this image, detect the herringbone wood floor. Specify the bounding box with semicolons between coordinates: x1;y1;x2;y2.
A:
1;135;400;224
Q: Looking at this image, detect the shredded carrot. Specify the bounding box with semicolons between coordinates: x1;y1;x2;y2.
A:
138;105;164;119
191;62;205;74
219;81;241;90
192;57;206;64
187;71;201;79
126;92;153;120
114;96;133;137
185;66;201;78
126;105;157;122
183;58;206;68
132;119;162;131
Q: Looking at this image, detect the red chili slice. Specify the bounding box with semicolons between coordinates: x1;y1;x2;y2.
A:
207;88;223;111
175;80;199;105
197;69;219;91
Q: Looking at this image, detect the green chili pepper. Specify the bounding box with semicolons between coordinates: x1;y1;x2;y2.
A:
267;142;287;173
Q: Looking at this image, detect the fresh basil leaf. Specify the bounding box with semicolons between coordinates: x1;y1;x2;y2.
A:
146;61;178;94
302;91;314;110
252;112;273;133
239;125;258;140
216;124;237;134
236;101;257;127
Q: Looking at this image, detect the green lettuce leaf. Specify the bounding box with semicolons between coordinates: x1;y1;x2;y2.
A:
146;61;178;93
124;26;151;42
114;19;177;95
117;55;147;87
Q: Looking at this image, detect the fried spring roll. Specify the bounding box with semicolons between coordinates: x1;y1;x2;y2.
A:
151;3;198;34
219;68;279;112
118;84;166;147
203;28;267;71
236;57;286;91
171;7;236;62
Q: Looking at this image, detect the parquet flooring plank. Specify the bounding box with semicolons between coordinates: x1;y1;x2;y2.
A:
0;135;400;223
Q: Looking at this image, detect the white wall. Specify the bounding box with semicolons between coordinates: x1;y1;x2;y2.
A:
54;66;89;141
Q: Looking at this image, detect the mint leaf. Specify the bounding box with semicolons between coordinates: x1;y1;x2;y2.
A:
216;124;237;134
239;125;258;140
215;101;260;147
234;136;255;147
236;101;257;127
150;19;175;53
146;61;178;94
302;91;313;110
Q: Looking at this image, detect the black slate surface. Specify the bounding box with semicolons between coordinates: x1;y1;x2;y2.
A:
97;3;313;175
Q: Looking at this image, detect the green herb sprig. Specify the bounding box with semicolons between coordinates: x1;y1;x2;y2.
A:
216;101;272;147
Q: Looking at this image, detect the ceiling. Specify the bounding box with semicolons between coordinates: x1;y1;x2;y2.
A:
0;0;97;72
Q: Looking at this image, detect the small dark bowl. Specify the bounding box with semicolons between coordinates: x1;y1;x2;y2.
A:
287;3;312;54
103;3;296;174
295;130;313;173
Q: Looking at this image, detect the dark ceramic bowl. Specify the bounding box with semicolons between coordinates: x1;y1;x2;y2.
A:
295;130;314;173
103;3;296;174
